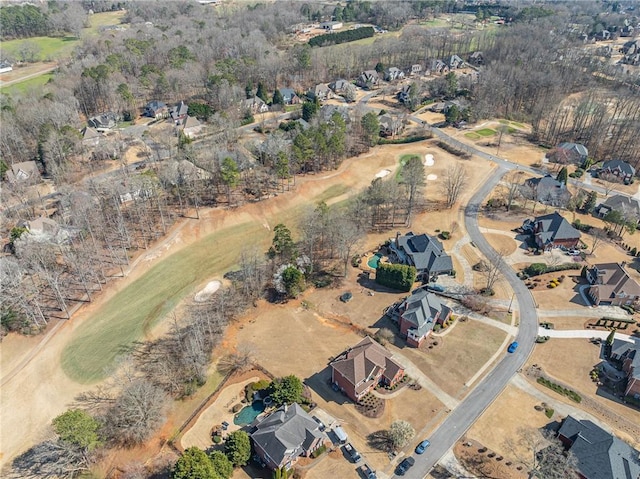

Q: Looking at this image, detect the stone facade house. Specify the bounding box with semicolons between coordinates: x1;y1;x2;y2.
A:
388;289;452;347
521;175;572;207
330;336;404;402
599;159;636;185
594;195;640;224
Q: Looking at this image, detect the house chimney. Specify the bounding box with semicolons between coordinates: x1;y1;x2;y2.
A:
621;261;627;268
396;231;401;243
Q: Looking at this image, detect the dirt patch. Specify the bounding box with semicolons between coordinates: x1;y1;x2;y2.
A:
455;438;527;479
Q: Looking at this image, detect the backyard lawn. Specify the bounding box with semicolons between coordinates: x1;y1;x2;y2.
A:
2;72;54;95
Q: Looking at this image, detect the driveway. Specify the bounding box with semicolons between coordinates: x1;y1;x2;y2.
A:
537;328;639;345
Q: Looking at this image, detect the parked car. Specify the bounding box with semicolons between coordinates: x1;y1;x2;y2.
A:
508;341;519;353
344;442;362;463
395;457;415;475
567;249;581;256
415;439;431;454
359;463;377;479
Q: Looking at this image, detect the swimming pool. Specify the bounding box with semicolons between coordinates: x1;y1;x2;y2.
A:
367;253;383;269
233;401;265;426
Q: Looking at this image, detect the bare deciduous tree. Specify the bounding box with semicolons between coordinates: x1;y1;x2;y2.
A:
441;163;468;208
218;343;257;375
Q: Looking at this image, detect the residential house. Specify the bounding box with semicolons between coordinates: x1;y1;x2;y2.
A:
22;217;59;236
307;83;334;101
408;64;422;76
594;195;640;224
521;175;572;207
242;96;269;114
88;112;118;130
176;115;204;139
586;263;640;306
80;127;101;147
144;100;169;119
468;51;484;66
279;88;302;105
329;79;350;93
546;142;588;166
0;61;13;73
250;403;327;470
594;29;611;41
620;25;634;37
429;59;449;75
448;55;465;69
522;211;581;250
5;161;41;184
384;67;405;81
397;85;411;105
378;114;404;137
599;159;636;185
389;289;452;347
320;21;343;30
330;336;405;402
557;415;640;479
609;339;640;398
356;70;380;89
170;101;189;123
318;104;350;123
621;39;639;55
389;232;454;281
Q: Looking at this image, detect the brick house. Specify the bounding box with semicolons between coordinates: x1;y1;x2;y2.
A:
522;212;581;251
330;336;405;402
609;339;640;398
521;175;572;207
250;403;327;470
388;289;452;347
557;415;640;479
586;263;640;306
546;142;588;166
599;159;636;185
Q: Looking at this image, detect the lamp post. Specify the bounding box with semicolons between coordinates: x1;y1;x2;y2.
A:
507;292;515;313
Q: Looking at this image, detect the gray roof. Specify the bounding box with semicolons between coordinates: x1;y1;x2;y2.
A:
251;403;324;467
279;88;297;102
170;101;188;120
596;195;640;219
401;289;451;336
319;104;350;123
602;159;635;176
558;415;640;479
533;212;581;244
522;175;572;206
397;232;453;274
558;142;588;158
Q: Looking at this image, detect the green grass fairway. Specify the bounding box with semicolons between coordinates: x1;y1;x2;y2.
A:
464;132;481;140
399;154;421;166
61;220;270;384
510;121;525;128
86;10;126;35
2;72;53;95
1;36;79;62
61;186;348;384
476;128;497;137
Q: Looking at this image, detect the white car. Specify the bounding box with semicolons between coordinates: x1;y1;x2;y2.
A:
567;250;581;256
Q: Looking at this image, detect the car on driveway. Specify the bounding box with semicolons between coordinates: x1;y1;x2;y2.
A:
395;457;415;475
508;341;519;353
343;442;361;463
415;439;431;454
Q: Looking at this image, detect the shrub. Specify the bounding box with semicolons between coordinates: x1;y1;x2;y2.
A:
439;231;451;240
213;435;222;444
311;444;327;458
375;263;417;292
545;407;554;418
524;263;547;276
379;134;432;145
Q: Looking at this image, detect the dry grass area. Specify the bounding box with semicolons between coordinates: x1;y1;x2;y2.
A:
484;233;518;256
467;385;552;464
455;439;528;479
399;320;507;397
529;273;587;309
527;339;640;443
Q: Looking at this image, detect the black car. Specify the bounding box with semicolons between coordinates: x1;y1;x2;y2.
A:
395;457;415;475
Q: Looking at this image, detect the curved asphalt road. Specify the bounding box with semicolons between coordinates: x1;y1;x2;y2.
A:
394;148;539;478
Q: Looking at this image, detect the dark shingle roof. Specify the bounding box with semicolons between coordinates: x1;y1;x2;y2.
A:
397;233;453;274
558;416;640;479
251;403;324;468
596;195;640;219
522;175;571;206
534;212;581;244
602;159;636;177
401;289;451;336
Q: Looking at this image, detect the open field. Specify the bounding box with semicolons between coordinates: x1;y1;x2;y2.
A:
1;71;54;95
398;320;507;397
0;36;79;62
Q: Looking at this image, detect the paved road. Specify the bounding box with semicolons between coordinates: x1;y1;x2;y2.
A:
397;166;540;478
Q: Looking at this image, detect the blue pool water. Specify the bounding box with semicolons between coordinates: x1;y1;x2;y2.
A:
367;253;383;269
233;401;265;425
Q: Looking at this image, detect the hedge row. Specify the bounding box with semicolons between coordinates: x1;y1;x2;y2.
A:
523;262;581;277
378;134;432;145
537;377;582;403
436;141;472;159
308;27;374;47
375;263;416;292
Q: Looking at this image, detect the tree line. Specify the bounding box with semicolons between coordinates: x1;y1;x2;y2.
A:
0;3;86;41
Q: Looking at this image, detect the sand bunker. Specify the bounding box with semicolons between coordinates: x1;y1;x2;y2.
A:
427;174;438;181
194;280;221;302
375;169;391;178
424;154;434;166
